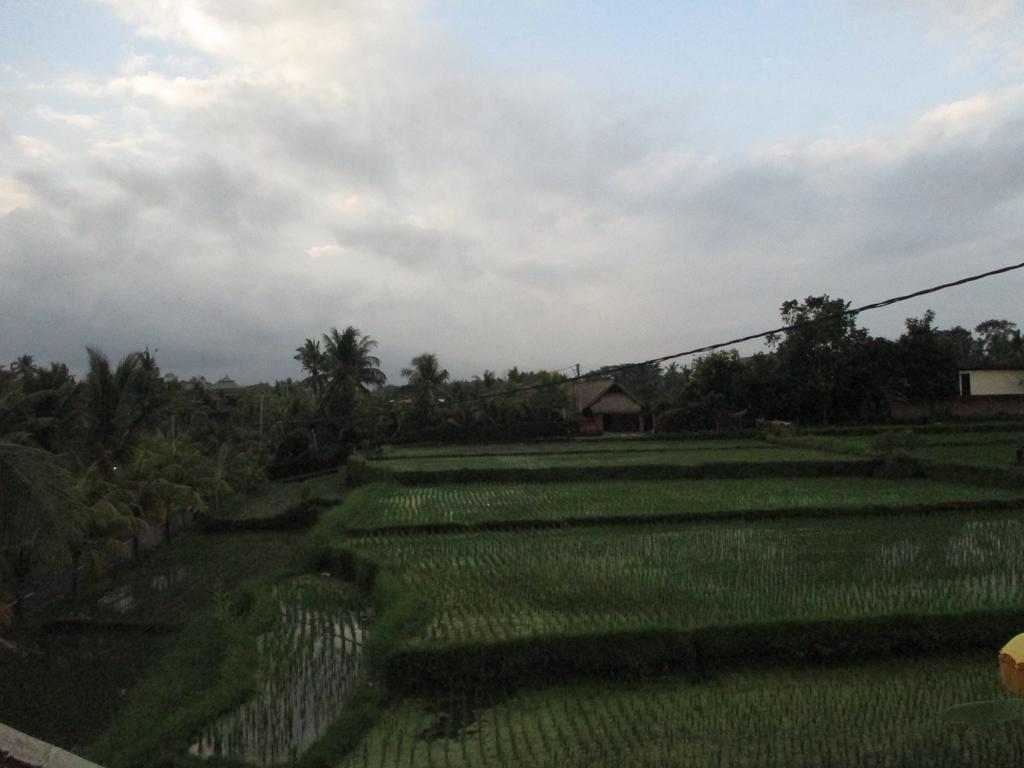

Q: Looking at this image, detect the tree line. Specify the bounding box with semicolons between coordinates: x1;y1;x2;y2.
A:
614;299;1024;431
2;296;1020;624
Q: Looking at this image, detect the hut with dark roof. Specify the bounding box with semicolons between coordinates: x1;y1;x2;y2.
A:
571;378;649;435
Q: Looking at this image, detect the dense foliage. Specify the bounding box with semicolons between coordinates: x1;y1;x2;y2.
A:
0;350;266;624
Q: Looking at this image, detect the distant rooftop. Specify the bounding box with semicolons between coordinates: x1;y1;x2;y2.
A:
209;375;241;390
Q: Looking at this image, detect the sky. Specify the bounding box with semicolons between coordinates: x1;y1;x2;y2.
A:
3;1;1024;384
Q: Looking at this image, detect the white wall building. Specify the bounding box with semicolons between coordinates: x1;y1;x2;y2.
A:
958;369;1024;397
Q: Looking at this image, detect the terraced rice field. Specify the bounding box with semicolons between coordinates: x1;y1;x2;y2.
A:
382;439;761;458
189;576;369;766
339;655;1024;768
783;429;1024;468
374;444;854;472
345;513;1024;645
911;434;1023;468
342;478;1023;530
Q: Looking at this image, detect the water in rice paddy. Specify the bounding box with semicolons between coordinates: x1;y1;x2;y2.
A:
188;576;370;766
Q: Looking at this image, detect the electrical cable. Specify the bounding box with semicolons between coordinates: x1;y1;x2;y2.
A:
464;260;1024;402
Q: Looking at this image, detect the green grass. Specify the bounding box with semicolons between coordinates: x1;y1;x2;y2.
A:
341;479;1023;530
913;442;1023;468
63;529;306;624
912;430;1023;446
215;475;343;520
344;513;1024;646
375;445;854;472
0;628;169;753
779;429;1024;468
339;655;1024;768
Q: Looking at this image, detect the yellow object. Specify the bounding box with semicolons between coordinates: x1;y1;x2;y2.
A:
999;633;1024;696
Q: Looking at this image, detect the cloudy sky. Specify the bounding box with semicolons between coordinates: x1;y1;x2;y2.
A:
3;1;1024;383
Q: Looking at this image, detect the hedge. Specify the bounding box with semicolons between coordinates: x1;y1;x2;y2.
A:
382;610;1024;692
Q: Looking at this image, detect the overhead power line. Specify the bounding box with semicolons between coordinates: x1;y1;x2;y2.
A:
467;259;1024;402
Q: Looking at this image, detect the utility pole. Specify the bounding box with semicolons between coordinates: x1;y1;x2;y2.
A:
258;394;265;451
573;363;581;412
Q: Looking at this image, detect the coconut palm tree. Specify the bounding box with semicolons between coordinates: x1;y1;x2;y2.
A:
67;501;129;601
293;338;326;394
320;326;386;396
0;441;75;622
402;353;449;401
401;353;450;431
314;326;386;432
83;347;166;459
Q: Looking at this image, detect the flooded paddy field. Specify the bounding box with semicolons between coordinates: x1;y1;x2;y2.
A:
0;510;337;761
189;576;370;766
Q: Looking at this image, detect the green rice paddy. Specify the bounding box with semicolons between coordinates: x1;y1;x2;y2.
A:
345;513;1024;645
342;478;1022;530
781;429;1024;468
375;445;854;472
913;440;1023;468
382;439;760;458
339;655;1024;768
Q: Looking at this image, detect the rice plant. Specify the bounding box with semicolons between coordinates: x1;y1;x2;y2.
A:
188;575;370;766
383;439;765;459
347;514;1024;645
338;655;1024;768
375;445;857;473
343;478;1022;530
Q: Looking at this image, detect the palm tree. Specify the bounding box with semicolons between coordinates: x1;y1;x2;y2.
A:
293;338;326;394
9;355;35;381
0;441;75;622
320;327;386;395
67;501;129;601
83;347;166;459
402;354;449;430
127;431;207;542
402;353;449;401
